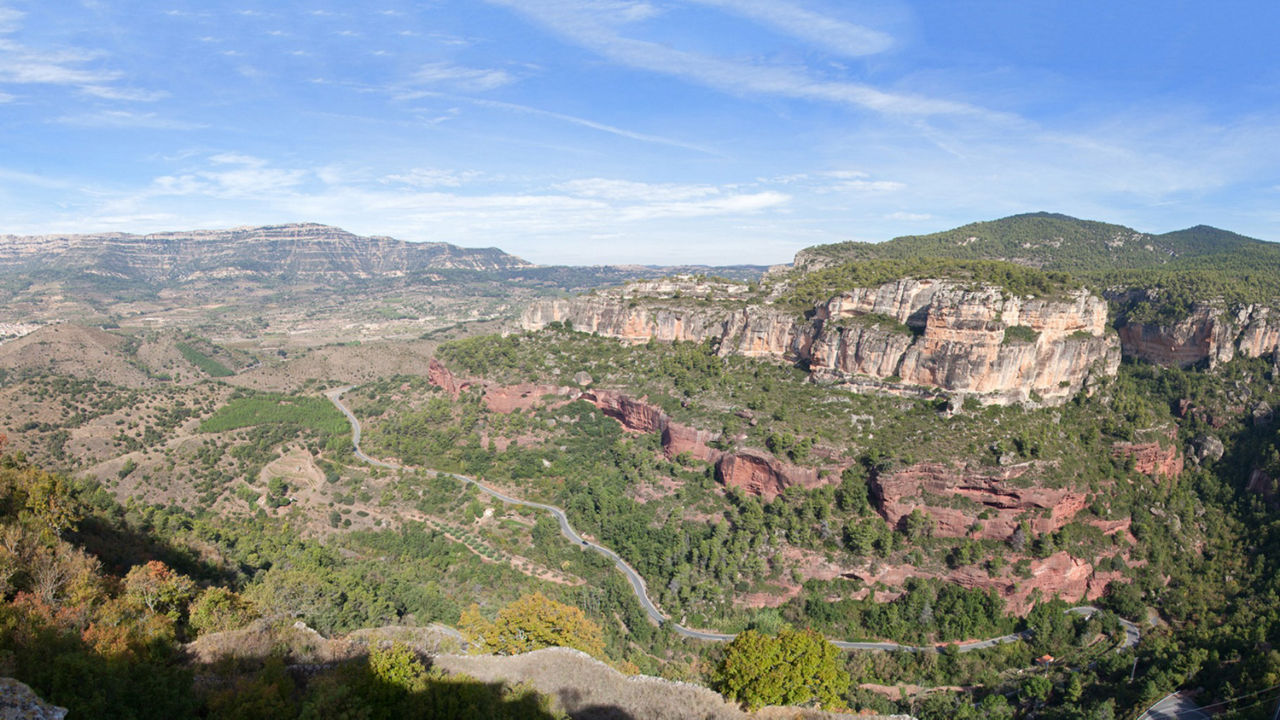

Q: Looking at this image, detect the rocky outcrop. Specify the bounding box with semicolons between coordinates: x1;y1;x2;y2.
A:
582;390;826;496
0;678;67;720
427;358;470;398
869;462;1089;540
1190;434;1225;465
0;223;529;284
523;278;1121;406
1117;302;1280;368
715;452;824;498
1248;469;1278;508
853;550;1113;615
1111;440;1184;478
427;360;835;497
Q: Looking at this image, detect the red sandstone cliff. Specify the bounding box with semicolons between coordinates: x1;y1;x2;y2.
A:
1111;440;1184;479
427;361;830;497
868;462;1089;540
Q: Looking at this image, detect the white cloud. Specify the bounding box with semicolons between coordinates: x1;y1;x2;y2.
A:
618;190;790;221
411;62;515;91
0;7;162;102
456;96;717;154
886;211;931;221
383;168;483;188
55;110;204;129
80;85;168;101
37;152;800;263
687;0;893;57
555;178;722;202
147;154;307;198
485;0;987;117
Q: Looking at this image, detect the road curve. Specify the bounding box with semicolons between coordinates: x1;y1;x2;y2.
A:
327;387;1139;654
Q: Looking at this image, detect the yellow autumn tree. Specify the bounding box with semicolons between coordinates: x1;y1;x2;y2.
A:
460;592;605;658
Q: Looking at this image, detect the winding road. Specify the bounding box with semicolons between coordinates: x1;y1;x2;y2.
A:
327;387;1140;654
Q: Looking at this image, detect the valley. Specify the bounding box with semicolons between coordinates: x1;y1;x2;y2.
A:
2;214;1280;719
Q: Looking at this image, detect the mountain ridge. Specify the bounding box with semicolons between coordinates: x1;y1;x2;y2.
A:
0;222;532;283
795;212;1271;273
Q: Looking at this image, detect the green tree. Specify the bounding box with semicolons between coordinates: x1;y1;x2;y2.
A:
189;587;256;636
712;628;850;710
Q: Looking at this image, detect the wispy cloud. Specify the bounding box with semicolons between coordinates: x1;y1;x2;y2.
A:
554;178;722;202
55;110;204;129
411;62;515;91
687;0;893;57
148;153;307;198
383;168;483;188
44;155;798;262
80;85;168;101
461;96;718;154
0;4;160;102
486;0;987;117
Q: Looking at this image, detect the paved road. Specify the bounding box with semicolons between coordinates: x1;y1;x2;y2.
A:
328;387;1140;654
1138;692;1210;720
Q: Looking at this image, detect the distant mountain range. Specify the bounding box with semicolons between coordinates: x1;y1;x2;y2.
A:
0;223;530;284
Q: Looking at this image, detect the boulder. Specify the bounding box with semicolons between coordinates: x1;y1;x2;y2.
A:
1191;435;1225;464
0;678;67;720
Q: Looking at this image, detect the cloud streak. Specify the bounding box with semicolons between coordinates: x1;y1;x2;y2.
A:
688;0;893;57
486;0;986;117
0;4;162;102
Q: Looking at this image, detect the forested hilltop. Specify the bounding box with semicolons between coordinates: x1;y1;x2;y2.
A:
791;212;1280;320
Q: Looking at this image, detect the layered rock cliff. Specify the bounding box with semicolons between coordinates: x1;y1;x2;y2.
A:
522;277;1121;405
1116;301;1280;368
868;462;1088;540
0;223;529;284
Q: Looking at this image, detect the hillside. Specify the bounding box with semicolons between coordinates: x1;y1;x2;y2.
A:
6;213;1280;719
795;212;1271;273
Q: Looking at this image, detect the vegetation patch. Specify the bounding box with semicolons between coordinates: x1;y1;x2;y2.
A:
199;392;349;435
1002;325;1040;344
176;341;234;377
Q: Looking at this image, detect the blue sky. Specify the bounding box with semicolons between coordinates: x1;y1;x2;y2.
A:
1;1;1278;264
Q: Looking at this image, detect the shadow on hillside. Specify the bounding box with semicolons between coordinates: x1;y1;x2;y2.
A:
555;687;637;720
72;513;233;584
190;639;638;720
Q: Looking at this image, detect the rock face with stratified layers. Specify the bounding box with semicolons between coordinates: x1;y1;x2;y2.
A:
867;461;1089;540
1116;301;1280;368
522;277;1121;405
0;223;529;283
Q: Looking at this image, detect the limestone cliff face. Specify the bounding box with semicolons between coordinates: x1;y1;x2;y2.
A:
523;278;1120;405
1117;302;1280;368
809;282;1120;404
